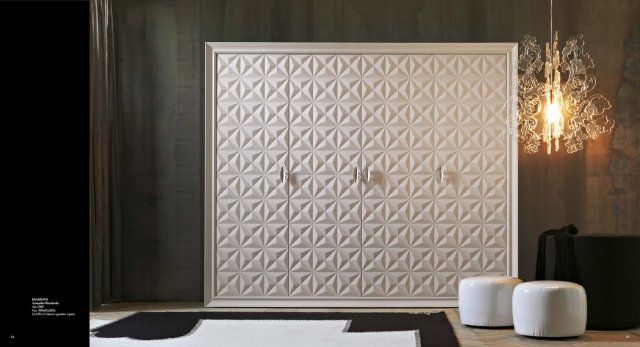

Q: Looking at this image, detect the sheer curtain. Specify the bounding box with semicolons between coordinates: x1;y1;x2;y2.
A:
90;0;122;308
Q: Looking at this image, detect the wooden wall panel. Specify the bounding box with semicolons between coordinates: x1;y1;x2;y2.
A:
392;0;489;42
111;0;640;301
113;0;202;301
579;2;640;235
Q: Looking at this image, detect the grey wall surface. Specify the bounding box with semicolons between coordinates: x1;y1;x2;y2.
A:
112;0;640;301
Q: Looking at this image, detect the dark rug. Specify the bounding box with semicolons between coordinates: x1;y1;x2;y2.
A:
91;311;459;346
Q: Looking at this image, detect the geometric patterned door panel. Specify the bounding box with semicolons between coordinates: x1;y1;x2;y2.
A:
361;55;421;297
288;55;363;297
206;43;517;307
424;55;510;297
361;54;510;299
215;54;290;297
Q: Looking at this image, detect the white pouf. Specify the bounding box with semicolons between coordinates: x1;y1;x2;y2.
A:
512;281;587;337
458;275;523;327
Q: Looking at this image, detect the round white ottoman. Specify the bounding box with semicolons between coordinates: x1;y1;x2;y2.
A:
459;275;523;327
512;281;587;337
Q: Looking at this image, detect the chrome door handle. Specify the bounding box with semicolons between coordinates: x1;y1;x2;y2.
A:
363;166;372;183
435;165;444;183
280;166;289;184
353;166;361;183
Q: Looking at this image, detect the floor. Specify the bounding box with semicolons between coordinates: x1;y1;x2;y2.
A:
91;302;640;346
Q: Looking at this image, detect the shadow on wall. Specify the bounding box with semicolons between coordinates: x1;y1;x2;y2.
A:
610;27;640;234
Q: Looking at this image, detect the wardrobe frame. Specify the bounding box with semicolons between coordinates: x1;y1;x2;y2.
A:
204;42;518;307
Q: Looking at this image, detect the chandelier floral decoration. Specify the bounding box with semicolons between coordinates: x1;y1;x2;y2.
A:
514;0;614;154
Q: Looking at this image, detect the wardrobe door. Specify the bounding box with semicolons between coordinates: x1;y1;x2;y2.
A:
426;55;510;296
395;55;439;298
288;55;363;297
215;54;289;297
361;55;417;297
361;54;510;298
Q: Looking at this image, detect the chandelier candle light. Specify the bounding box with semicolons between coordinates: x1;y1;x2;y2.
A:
516;0;614;154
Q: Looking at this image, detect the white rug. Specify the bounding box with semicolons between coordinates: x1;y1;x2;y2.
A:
90;319;418;347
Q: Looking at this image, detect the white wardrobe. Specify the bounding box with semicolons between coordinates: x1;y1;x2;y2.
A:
205;43;518;307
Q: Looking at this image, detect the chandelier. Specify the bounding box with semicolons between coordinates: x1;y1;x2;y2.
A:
515;0;614;154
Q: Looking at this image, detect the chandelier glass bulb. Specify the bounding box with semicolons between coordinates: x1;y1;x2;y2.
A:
542;32;565;154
